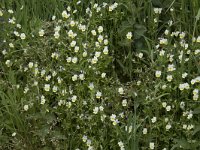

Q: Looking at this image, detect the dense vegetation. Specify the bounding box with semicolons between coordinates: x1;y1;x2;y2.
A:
1;0;200;149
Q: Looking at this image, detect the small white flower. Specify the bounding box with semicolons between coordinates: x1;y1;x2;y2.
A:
28;62;34;68
41;95;46;105
20;33;26;40
70;41;76;47
91;30;97;36
82;135;87;142
122;99;127;107
54;31;60;39
126;32;132;40
101;73;106;78
162;102;167;108
79;74;85;80
39;29;44;36
98;26;103;33
110;114;116;122
118;87;124;95
103;46;109;54
166;124;172;130
24;105;29;111
71;95;77;102
91;56;98;64
166;105;171;111
96;91;102;99
72;57;78;63
182;72;188;78
151;117;157;123
143;128;147;134
12;132;16;137
149;142;155;149
52;86;58;92
88;83;94;90
93;107;99;114
155;70;161;78
0;10;3;16
72;74;78;81
62;10;70;19
166;75;173;82
44;84;50;91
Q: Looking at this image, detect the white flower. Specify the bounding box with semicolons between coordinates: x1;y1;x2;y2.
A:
44;84;50;91
8;9;14;14
88;83;94;90
162;102;167;108
93;107;99;114
20;33;26;40
164;30;169;35
5;60;12;67
197;36;200;43
74;46;79;52
179;32;185;39
110;114;116;122
182;72;188;78
104;39;108;45
96;91;102;99
91;56;98;64
54;31;60;39
155;70;161;78
28;62;34;68
83;51;87;57
149;142;155;149
98;26;103;33
98;35;104;43
82;135;87;142
118;87;124;95
0;10;3;16
167;64;176;72
122;99;127;107
52;86;58;92
166;75;173;82
91;30;97;36
39;29;44;36
101;73;106;78
70;41;76;47
99;106;104;111
154;8;162;14
193;95;199;101
70;20;75;27
12;132;16;137
95;51;101;57
41;95;46;105
72;57;78;63
151;117;157;123
126;32;132;40
166;124;172;130
138;53;143;58
159;38;168;45
118;141;124;148
24;105;29;111
71;95;77;102
72;74;78;81
79;74;85;80
62;10;70;18
143;128;147;134
103;46;109;54
166;105;171;111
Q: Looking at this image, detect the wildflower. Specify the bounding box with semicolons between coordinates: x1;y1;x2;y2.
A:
98;35;104;43
71;95;77;102
74;46;79;52
28;62;34;68
179;32;186;39
182;72;188;78
138;53;143;58
72;57;78;63
9;43;14;48
44;84;50;91
82;135;87;142
118;87;124;95
143;128;147;134
96;91;102;99
20;33;26;40
166;124;172;130
151;117;157;123
155;70;161;78
159;38;168;45
24;105;29;111
101;73;106;78
162;102;167;108
149;142;155;149
126;32;132;40
110;114;116;122
197;36;200;43
91;30;97;36
154;8;162;14
41;95;46;105
88;83;94;90
12;132;16;137
70;20;75;27
72;74;78;81
166;105;171;111
103;46;109;54
39;29;44;36
98;26;103;33
91;56;98;64
54;31;60;39
52;86;58;92
62;10;70;19
166;75;173;82
0;10;3;16
93;107;99;114
5;60;12;67
95;51;101;58
122;99;127;107
167;64;176;72
104;39;108;45
70;41;76;47
83;51;87;57
99;106;104;111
